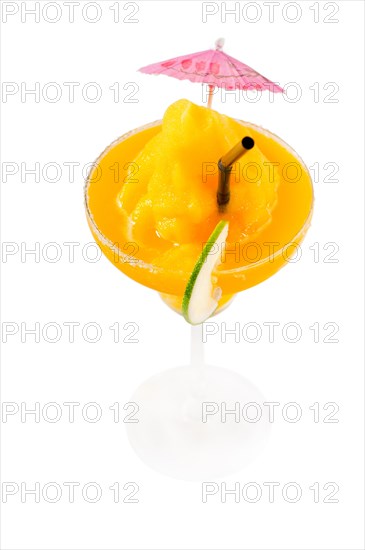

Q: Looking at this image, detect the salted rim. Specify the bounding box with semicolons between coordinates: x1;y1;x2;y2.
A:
84;119;314;276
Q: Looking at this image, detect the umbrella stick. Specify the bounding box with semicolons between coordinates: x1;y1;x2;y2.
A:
207;85;215;109
217;137;255;211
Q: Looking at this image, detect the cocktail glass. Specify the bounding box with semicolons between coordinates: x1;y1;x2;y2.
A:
84;118;313;479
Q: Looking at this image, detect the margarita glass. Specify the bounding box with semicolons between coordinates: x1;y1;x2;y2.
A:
84;103;314;479
84;110;313;319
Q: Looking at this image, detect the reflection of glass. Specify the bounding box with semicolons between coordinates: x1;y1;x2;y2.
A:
84;120;313;317
126;327;271;481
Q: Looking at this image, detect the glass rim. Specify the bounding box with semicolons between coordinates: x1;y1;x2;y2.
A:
84;119;314;276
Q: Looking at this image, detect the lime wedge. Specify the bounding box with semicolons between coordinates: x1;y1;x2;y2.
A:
182;220;229;324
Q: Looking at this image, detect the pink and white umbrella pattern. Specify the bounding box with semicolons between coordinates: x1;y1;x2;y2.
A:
139;38;284;108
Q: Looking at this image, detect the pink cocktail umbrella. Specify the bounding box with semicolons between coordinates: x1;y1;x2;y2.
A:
139;38;284;108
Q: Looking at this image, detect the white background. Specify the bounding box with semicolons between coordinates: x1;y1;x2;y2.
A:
1;1;364;549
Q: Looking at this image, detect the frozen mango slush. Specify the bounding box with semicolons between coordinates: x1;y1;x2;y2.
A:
85;99;313;319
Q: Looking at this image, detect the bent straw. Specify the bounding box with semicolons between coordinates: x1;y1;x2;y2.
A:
217;136;255;211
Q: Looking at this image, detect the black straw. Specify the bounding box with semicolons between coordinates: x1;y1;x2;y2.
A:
217;137;255;211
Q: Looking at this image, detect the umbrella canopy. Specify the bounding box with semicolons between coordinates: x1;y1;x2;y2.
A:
139;38;283;107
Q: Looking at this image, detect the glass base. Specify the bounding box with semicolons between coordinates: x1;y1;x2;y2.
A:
126;364;270;481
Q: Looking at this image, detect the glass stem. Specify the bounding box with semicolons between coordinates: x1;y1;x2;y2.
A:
190;325;205;367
